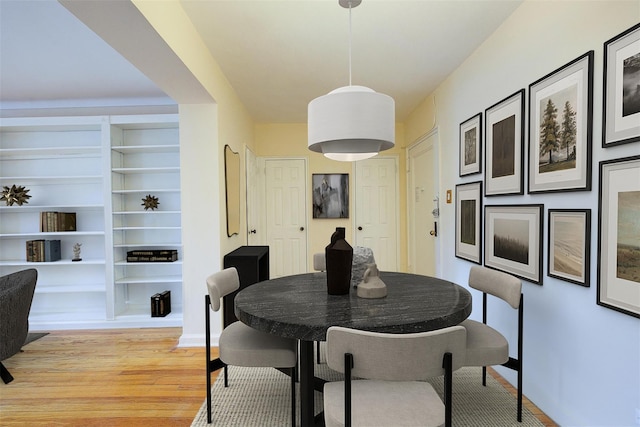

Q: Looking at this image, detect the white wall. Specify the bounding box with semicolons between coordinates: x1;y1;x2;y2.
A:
430;1;640;425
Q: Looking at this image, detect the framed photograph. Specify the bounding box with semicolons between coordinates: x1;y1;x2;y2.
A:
485;204;543;285
598;155;640;318
455;181;483;264
528;51;594;193
484;89;525;196
459;113;482;176
312;173;349;219
603;23;640;147
548;209;591;287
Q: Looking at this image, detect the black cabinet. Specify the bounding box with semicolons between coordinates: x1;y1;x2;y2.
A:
222;246;269;327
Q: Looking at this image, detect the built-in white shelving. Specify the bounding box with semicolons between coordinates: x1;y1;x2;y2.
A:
0;114;182;330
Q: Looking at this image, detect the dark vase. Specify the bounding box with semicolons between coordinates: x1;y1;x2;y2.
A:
325;227;353;295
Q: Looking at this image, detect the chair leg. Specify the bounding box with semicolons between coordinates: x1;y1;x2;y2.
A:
316;341;321;364
481;366;487;386
224;365;228;387
290;365;297;427
443;352;453;427
0;362;14;384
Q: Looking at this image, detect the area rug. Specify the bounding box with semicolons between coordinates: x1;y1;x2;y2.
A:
191;359;543;426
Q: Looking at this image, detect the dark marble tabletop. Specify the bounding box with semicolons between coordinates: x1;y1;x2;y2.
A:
234;271;473;342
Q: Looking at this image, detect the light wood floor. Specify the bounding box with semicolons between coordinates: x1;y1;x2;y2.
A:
0;328;557;426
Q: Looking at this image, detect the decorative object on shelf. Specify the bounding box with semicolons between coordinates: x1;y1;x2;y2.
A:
603;23;640;147
26;239;61;262
350;246;375;288
312;174;349;218
1;184;31;206
151;290;171;317
357;263;387;299
528;51;594;193
597;155;640;318
307;0;394;162
40;211;76;232
459;112;483;176
141;194;159;210
72;243;82;262
325;227;353;295
127;250;178;263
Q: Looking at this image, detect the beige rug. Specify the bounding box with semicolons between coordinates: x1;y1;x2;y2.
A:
191;359;543;426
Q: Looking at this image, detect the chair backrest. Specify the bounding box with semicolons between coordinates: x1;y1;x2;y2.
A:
326;325;466;382
206;267;240;312
469;266;521;309
313;253;326;272
0;269;38;360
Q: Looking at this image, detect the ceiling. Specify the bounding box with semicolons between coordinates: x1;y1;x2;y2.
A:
0;0;523;122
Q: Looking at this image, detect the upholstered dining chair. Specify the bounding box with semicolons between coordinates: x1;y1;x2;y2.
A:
323;325;467;427
0;268;38;384
460;265;523;422
205;267;297;425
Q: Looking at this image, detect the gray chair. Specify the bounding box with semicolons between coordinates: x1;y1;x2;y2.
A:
460;265;523;422
0;268;38;384
324;325;466;427
205;267;297;425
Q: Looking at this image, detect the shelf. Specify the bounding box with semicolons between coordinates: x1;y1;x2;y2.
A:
0;146;101;159
115;275;182;284
112;226;180;231
112;210;180;215
36;284;105;294
0;259;106;266
112;167;180;174
114;243;182;248
0;175;102;184
114;260;182;266
111;189;178;194
0;231;105;238
0;204;103;212
111;145;179;154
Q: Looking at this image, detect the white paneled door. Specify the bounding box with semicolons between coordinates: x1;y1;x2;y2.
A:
354;157;399;272
264;158;308;278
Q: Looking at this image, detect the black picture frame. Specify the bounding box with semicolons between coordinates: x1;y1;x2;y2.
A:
484;204;544;285
528;51;594;193
603;23;640;147
312;173;349;219
459;113;482;176
597;155;640;318
455;181;483;264
484;89;525;196
548;209;591;287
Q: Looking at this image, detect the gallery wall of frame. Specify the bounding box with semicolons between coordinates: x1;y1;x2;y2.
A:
455;22;640;319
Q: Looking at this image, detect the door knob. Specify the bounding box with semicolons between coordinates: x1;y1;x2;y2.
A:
300;227;305;231
357;226;363;231
249;229;257;234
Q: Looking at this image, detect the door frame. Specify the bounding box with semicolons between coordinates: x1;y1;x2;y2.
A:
406;128;441;276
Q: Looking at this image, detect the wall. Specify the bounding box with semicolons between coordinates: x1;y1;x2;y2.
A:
405;1;640;425
254;123;408;272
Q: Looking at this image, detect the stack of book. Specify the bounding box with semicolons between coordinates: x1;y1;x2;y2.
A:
126;249;178;263
26;239;61;262
151;290;171;317
40;212;77;232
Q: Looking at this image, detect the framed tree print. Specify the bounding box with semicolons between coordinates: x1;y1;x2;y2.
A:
603;23;640;147
598;155;640;318
484;89;525;196
548;209;591;287
459;113;482;176
455;181;482;264
485;204;543;285
528;51;594;193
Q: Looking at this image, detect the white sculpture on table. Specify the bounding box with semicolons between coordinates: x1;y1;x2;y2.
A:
357;263;387;299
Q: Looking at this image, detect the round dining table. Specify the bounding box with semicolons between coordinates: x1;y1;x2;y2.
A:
234;271;472;427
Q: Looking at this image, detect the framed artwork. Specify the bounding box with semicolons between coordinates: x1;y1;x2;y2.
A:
528;51;594;193
597;155;640;318
455;181;483;264
485;204;544;285
312;173;349;219
603;23;640;147
548;209;591;287
223;145;240;237
484;89;525;196
459;113;482;176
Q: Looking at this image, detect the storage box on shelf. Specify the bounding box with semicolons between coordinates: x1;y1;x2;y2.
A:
109;115;182;326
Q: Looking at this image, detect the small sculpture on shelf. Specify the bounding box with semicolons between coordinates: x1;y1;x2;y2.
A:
72;243;82;262
1;184;31;206
142;194;159;211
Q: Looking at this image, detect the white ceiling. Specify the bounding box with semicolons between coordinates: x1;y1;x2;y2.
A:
0;0;523;122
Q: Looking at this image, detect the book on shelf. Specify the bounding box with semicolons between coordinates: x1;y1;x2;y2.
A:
26;239;61;262
151;290;171;317
127;249;178;263
40;212;77;232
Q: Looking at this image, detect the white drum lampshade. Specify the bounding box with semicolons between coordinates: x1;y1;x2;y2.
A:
308;85;395;162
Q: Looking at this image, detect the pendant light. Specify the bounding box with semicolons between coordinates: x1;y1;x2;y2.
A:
308;0;395;162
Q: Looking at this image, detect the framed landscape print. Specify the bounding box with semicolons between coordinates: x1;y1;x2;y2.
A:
312;173;349;219
455;181;482;264
528;51;594;193
459;113;482;176
548;209;591;287
603;23;640;147
485;204;543;285
598;155;640;318
484;89;525;196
